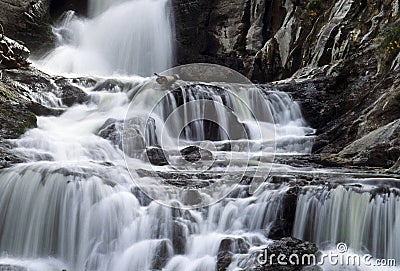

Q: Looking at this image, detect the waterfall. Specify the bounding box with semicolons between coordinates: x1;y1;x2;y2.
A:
0;73;315;270
126;82;315;154
293;185;400;262
36;0;174;76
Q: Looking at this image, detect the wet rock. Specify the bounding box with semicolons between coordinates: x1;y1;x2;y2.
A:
27;102;64;116
219;237;250;254
151;240;173;270
0;0;53;51
123;119;146;157
97;118;146;157
172;221;187;254
92;79;128;92
71;77;97;88
146;147;169;166
325;120;400;168
182;189;202;205
131;186;153;206
1;68;54;96
180;145;214;162
269;187;299;240
50;0;88;18
55;79;89;107
98;118;123;146
0;142;23;169
217;250;234;271
0;35;30;69
217;237;250;271
0;102;37;139
243;237;319;271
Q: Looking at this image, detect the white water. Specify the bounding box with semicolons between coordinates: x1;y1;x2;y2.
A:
293;185;400;263
0;73;315;270
36;0;174;76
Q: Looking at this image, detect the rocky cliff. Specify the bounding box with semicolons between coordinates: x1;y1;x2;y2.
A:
0;0;54;52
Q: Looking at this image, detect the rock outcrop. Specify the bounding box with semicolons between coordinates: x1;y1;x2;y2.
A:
0;0;53;52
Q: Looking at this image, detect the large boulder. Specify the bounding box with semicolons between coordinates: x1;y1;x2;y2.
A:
146;147;169;166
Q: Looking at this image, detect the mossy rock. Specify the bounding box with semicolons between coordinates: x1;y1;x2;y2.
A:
0;101;37;139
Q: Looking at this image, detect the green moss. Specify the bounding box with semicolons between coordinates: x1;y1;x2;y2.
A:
307;0;325;11
0;105;37;139
381;20;400;57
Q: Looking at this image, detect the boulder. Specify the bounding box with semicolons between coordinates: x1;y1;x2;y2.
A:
55;79;89;106
150;240;173;270
146;147;169;166
217;237;250;271
0;35;30;69
180;145;214;162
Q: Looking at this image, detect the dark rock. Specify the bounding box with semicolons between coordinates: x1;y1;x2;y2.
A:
0;141;24;169
1;68;54;95
97;118;123;146
269;187;299;240
219;237;250;254
92;79;128;93
182;189;202;205
243;237;319;271
146;147;169;166
71;77;97;88
172;221;187;254
0;36;30;69
50;0;88;18
55;79;89;106
217;250;234;271
27;102;64;116
217;237;250;271
150;240;172;270
0;0;53;52
131;186;153;206
180;145;214;162
0;101;37;139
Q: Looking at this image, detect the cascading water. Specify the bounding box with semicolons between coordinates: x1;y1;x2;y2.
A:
293;184;400;263
36;0;174;76
0;75;313;270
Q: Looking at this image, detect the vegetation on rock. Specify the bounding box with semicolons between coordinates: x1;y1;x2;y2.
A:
382;20;400;57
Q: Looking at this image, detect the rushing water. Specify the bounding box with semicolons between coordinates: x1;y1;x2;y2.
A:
2;0;400;270
0;75;313;270
37;0;174;76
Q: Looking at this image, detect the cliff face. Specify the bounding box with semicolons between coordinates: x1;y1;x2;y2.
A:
173;0;400;82
0;0;53;52
173;0;400;169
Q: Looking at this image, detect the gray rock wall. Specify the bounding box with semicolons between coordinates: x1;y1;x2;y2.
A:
0;0;53;52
